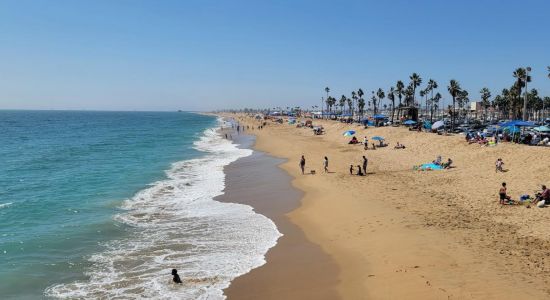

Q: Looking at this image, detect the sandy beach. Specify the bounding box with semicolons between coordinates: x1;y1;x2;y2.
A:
223;114;550;299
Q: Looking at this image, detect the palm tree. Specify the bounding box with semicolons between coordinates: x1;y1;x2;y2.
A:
388;87;396;122
457;90;469;120
409;73;422;106
419;89;426;116
547;66;550;80
395;80;405;119
427;79;438;119
351;91;357;116
513;68;531;119
405;85;414;107
480;87;491;122
371;92;377;115
447;79;462;131
347;97;353;115
358;98;365;117
432;92;442;121
339;95;346;114
376;88;385;115
357;89;364;118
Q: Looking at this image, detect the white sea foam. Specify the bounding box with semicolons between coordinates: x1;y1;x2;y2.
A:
0;202;12;209
45;118;282;299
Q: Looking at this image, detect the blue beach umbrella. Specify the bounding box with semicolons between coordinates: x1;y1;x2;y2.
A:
503;126;521;134
372;136;385;141
343;130;356;137
403;120;417;125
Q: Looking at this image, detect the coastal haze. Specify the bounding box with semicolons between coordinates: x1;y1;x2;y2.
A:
1;1;550;300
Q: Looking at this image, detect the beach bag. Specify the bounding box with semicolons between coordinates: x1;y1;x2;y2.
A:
537;200;545;208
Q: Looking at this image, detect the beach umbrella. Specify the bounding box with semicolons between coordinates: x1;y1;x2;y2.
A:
371;136;385;141
403;120;417;125
432;120;445;129
343;130;356;136
534;126;550;132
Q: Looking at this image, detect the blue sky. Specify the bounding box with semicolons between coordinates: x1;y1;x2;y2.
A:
0;0;548;111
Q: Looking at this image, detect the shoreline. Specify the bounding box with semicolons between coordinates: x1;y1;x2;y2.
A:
220;113;550;299
216;127;340;299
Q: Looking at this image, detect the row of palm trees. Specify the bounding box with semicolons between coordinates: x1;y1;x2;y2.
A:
323;66;550;130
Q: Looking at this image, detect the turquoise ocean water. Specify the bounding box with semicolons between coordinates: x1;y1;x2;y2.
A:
0;111;280;299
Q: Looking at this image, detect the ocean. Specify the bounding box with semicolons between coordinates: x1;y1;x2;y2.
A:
0;111;280;299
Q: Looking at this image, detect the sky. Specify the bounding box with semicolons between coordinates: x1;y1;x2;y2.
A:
0;0;549;111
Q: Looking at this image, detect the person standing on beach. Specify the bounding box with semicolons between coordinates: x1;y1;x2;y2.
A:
300;155;306;175
362;156;368;174
323;156;329;173
349;164;354;175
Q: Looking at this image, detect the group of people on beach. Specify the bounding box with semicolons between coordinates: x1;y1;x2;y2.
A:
299;155;368;176
499;182;550;207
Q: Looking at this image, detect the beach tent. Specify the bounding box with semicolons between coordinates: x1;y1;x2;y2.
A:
403;120;417;125
431;120;445;130
534;126;550;132
343;130;356;136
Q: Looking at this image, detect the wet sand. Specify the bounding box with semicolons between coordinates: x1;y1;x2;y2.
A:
216;132;340;299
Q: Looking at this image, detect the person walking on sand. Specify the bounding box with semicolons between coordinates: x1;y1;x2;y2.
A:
323;156;329;173
362;156;368;175
356;165;364;176
299;155;306;175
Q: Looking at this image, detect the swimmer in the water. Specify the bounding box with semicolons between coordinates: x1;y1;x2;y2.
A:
172;269;182;284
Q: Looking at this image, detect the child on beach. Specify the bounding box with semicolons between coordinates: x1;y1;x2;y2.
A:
356;165;364;176
499;182;513;204
495;158;504;172
349;165;354;175
323;156;329;173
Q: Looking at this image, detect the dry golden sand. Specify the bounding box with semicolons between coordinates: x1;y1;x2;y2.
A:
225;114;550;299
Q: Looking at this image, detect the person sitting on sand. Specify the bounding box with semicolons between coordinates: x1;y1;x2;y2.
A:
495;158;504;172
356;165;364;176
433;155;442;165
536;185;550;204
371;143;376;150
349;164;354;175
349;136;359;144
394;142;406;149
172;269;182;284
442;158;453;169
499;182;513;205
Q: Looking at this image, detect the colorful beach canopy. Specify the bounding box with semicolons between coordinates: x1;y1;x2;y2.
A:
403;120;417;125
343;130;356;136
371;136;384;141
373;114;386;119
431;120;445;129
499;120;535;127
534;126;550;132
